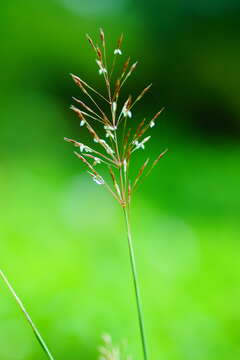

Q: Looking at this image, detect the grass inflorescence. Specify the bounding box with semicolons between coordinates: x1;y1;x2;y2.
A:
65;29;167;209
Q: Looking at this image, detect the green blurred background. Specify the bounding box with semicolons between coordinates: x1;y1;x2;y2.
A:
1;0;240;359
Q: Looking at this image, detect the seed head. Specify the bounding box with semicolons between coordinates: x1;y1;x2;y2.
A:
65;30;167;207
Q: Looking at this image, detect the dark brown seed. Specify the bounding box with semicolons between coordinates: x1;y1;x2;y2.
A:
135;84;152;103
133;158;149;188
117;33;124;49
99;28;105;46
121;57;131;78
86;34;96;51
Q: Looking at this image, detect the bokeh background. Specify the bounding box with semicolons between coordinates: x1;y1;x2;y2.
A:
1;0;240;359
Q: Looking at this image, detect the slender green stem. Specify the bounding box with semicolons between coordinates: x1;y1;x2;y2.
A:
123;207;148;360
0;270;55;360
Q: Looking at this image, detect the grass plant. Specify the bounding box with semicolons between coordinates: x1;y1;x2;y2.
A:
65;29;167;360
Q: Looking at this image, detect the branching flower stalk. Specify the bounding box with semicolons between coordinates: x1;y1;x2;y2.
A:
65;29;168;360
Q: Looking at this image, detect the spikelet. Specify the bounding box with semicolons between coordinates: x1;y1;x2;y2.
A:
134;83;152;104
133;158;150;189
120;57;131;79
